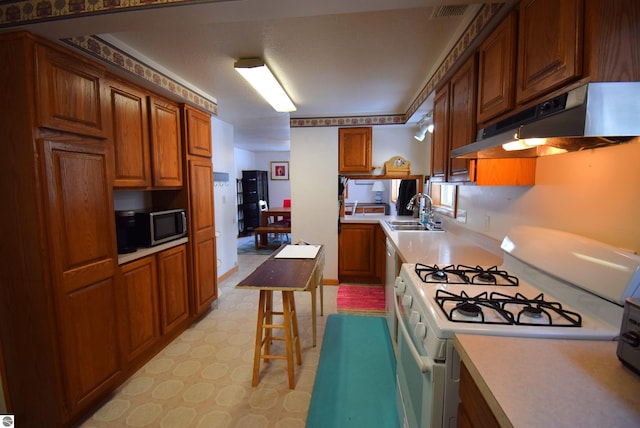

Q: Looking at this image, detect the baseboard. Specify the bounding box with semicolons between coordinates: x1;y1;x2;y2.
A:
217;265;238;282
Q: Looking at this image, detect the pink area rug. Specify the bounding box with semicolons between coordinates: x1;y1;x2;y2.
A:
337;284;386;316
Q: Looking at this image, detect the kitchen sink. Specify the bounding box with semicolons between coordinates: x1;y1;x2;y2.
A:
386;220;423;226
385;220;444;232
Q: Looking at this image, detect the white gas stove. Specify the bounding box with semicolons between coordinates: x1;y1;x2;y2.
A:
394;226;640;428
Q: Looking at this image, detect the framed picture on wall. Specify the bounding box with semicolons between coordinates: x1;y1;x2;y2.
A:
270;161;289;180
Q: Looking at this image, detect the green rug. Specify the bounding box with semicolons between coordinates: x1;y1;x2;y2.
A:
306;314;399;428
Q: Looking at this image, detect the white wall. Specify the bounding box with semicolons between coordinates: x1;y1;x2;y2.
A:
254;151;291;207
291;127;340;279
372;124;430;176
290;124;430;282
234;148;256;177
211;117;238;278
454;138;640;253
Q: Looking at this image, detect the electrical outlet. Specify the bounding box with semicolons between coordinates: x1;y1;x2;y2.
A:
484;215;491;232
456;209;467;223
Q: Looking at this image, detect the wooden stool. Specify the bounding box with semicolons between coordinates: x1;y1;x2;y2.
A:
252;289;302;389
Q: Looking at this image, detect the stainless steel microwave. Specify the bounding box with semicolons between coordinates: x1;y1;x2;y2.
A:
135;209;187;247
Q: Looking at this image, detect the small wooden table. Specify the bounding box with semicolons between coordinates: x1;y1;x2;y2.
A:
236;244;325;389
261;206;291;226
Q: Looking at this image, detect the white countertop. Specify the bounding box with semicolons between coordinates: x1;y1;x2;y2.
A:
340;214;503;266
454;334;640;428
117;237;189;265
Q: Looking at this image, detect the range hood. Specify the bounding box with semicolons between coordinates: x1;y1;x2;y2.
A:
451;82;640;159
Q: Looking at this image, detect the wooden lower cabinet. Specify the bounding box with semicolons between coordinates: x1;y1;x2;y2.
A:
118;256;159;365
457;362;500;428
41;137;122;419
338;223;385;284
157;244;190;335
118;245;191;366
187;159;218;316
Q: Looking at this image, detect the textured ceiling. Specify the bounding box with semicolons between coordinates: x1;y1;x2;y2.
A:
8;0;514;151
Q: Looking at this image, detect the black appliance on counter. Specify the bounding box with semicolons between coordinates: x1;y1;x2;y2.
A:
115;210;137;254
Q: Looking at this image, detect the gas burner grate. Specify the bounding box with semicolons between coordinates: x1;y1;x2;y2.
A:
415;263;519;286
434;290;583;327
414;263;468;284
456;265;519;286
489;291;582;327
434;290;515;324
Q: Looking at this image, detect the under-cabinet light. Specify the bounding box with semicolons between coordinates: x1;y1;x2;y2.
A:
502;137;546;151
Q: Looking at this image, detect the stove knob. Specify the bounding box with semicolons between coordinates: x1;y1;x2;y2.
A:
409;310;421;327
402;294;413;309
414;321;427;340
395;277;406;296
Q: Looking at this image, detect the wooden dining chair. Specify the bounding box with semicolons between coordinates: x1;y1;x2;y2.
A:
259;200;289;242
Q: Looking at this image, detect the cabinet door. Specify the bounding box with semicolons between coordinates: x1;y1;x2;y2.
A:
36;44;106;138
338;223;376;282
448;55;477;182
184;105;212;158
108;80;151;188
431;85;450;182
457;363;501;428
585;0;640;82
118;256;159;364
477;11;517;124
338;127;372;173
40;138;120;415
149;96;183;187
189;159;218;315
157;244;189;335
516;0;583;104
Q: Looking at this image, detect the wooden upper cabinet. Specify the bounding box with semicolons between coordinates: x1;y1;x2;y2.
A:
431;84;450;182
477;11;517;124
431;55;476;183
584;0;640;82
448;55;477;182
107;79;151;188
184;105;213;158
339;127;372;174
149;96;183;187
35;44;106;138
516;0;583;104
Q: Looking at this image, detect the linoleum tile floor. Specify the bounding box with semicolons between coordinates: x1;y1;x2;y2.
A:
80;251;338;428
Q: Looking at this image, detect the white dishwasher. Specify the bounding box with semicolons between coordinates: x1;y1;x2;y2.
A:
385;237;398;345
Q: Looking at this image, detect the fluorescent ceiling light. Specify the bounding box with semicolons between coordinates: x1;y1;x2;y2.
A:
234;58;296;112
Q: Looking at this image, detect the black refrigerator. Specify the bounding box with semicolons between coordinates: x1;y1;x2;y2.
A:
241;170;269;232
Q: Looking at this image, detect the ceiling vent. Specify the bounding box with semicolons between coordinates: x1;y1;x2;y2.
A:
431;4;469;18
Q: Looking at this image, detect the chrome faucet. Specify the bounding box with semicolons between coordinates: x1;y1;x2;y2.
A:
406;193;434;226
